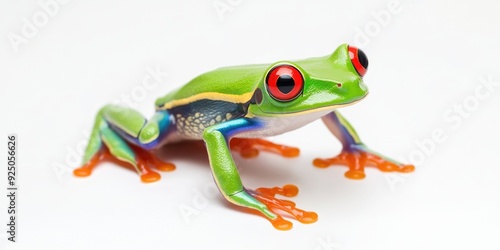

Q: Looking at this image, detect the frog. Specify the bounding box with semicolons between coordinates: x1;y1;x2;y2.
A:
73;44;414;230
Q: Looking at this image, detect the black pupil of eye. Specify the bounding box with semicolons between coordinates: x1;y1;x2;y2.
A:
357;49;369;69
277;74;295;94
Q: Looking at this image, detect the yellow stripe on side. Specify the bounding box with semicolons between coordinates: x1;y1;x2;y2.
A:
159;92;254;110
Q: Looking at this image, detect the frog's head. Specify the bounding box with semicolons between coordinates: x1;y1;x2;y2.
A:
248;44;369;117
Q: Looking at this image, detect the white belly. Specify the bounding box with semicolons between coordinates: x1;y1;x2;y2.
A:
236;109;334;138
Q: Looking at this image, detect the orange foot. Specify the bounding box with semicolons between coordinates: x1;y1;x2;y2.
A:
230;138;300;158
313;146;415;180
247;184;318;230
73;146;175;183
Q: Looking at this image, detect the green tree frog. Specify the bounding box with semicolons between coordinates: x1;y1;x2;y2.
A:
74;44;414;230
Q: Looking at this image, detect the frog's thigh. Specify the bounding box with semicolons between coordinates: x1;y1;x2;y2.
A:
76;105;172;182
78;106;141;168
101;104;171;148
76;109;142;177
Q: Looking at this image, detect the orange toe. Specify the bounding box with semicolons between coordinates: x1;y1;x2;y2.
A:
313;158;331;168
270;216;293;230
400;164;415;173
344;170;366;180
155;162;176;172
73;167;92;177
140;171;161;183
280;147;300;158
256;184;299;197
73;149;108;178
251;184;318;228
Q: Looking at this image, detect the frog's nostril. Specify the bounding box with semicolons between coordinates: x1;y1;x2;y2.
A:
336;83;342;88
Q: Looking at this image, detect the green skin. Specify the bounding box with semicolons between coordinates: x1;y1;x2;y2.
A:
81;44;409;224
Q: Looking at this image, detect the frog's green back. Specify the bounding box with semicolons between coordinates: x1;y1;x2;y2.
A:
156;64;268;109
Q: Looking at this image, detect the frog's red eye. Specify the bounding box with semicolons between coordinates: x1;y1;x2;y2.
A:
265;65;304;102
348;45;369;77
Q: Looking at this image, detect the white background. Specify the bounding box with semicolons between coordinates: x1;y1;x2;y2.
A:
1;0;500;249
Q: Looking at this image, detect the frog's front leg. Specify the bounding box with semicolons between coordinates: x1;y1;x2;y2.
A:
203;118;317;230
73;105;175;183
313;111;415;179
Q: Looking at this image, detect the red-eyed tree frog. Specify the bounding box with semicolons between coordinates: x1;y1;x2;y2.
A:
74;44;414;230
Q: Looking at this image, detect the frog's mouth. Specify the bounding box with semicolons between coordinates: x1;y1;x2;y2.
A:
249;92;368;118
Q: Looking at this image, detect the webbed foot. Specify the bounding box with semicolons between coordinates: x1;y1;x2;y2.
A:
313;145;415;180
73;146;175;183
236;184;317;230
230;138;300;158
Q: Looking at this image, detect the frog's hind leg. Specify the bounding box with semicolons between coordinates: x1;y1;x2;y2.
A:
230;138;300;158
73;105;175;183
